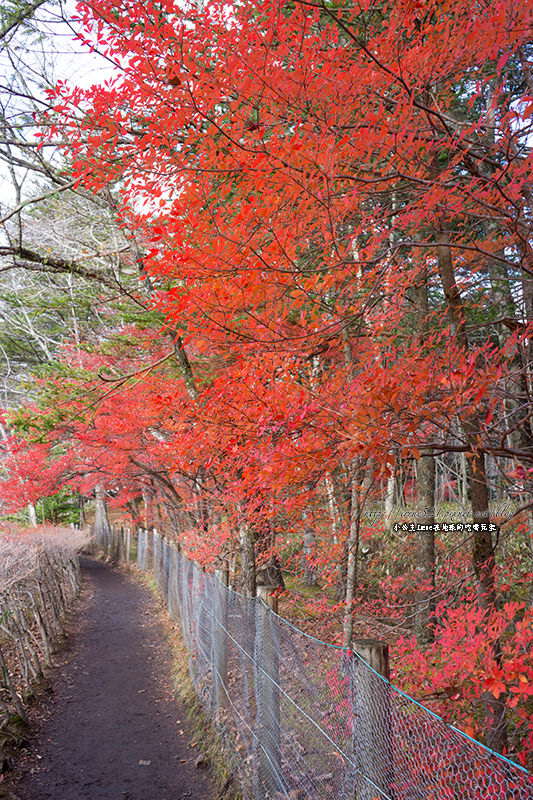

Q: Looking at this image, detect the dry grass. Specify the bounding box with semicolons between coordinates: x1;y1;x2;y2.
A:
0;525;89;587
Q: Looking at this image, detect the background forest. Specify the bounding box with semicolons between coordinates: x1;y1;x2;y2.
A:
0;0;532;768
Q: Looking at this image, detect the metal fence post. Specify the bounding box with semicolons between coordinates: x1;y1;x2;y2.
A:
352;639;394;800
213;567;229;712
254;586;283;799
162;537;170;598
167;543;176;617
152;529;159;581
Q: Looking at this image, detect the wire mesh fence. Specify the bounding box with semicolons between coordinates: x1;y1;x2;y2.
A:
101;527;532;800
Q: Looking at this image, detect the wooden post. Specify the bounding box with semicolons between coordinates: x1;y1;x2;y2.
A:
352;639;394;800
137;527;145;570
126;527;131;563
213;567;229;711
136;528;141;568
254;586;283;800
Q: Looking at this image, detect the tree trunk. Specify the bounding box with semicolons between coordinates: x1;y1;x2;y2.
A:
302;522;317;587
173;336;212;537
27;502;37;527
460;452;468;507
78;495;86;528
238;516;256;597
197;470;209;535
94;484;111;552
255;517;284;590
142;482;155;530
384;465;395;530
324;471;341;544
343;461;370;647
342;475;360;648
526;513;533;610
415;452;436;644
413;269;436;644
435;220;508;753
173;336;199;401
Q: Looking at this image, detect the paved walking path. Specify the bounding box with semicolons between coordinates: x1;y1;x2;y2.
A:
10;558;212;800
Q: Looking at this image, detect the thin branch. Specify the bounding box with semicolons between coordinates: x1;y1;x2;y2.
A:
98;351;175;382
0;179;78;225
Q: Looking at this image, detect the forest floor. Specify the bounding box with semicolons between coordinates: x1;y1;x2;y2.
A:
3;557;213;800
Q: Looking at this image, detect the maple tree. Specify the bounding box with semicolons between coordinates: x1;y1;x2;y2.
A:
1;0;532;762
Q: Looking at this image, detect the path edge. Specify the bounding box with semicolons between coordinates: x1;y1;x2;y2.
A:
119;561;242;800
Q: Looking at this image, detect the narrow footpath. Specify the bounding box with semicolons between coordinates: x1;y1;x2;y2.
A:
9;558;212;800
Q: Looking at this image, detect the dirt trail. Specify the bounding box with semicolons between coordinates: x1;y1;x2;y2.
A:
8;558;212;800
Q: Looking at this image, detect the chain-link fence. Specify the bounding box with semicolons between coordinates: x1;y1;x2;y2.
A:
103;527;532;799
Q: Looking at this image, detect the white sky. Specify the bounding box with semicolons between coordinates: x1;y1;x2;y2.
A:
0;0;118;207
